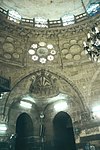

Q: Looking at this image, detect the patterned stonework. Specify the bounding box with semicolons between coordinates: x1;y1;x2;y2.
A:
0;33;27;66
0;13;100;143
0;14;100;67
29;69;59;97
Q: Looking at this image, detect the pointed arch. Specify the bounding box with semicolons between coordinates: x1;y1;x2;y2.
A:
15;113;34;150
53;111;76;150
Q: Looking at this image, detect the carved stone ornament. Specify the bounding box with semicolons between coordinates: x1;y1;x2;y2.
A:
29;70;59;98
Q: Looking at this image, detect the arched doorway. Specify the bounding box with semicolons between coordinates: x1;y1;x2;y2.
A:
15;113;34;150
53;111;76;150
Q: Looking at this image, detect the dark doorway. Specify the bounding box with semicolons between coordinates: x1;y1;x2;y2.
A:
53;111;76;150
15;113;34;150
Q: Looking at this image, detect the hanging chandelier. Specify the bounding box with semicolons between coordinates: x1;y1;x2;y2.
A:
83;25;100;62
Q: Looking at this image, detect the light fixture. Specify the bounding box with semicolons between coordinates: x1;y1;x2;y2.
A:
20;101;32;109
54;101;68;112
83;25;100;62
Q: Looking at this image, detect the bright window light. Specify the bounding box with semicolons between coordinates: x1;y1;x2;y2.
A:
20;101;32;109
92;105;100;118
48;93;68;103
47;44;53;49
22;95;36;103
39;42;46;47
54;101;68;112
47;55;54;61
35;17;48;28
35;17;47;24
50;50;56;55
31;44;38;49
62;14;74;21
39;57;47;64
87;4;99;14
32;55;39;61
62;14;75;26
63;21;74;26
8;10;21;23
35;24;48;28
28;49;35;55
0;124;7;131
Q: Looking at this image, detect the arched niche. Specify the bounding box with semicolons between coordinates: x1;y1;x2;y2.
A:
15;112;34;150
43;97;81;142
8;99;39;137
53;111;76;150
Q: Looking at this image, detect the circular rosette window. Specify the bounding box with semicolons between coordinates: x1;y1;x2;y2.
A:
28;42;57;64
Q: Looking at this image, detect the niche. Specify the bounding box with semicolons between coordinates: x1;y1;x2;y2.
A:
15;113;34;150
53;111;76;150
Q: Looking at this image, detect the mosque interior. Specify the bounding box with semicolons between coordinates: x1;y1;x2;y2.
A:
0;0;100;149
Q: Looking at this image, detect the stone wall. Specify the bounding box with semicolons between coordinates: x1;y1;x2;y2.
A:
0;13;100;148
